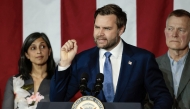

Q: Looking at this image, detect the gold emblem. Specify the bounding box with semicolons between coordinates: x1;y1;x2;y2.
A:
72;96;104;109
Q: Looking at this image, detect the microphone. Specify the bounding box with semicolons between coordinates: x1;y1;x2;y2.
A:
94;73;104;97
79;72;89;95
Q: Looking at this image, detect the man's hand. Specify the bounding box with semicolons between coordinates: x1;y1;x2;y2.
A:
59;39;78;67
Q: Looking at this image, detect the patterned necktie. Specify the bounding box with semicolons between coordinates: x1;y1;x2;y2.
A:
103;52;114;102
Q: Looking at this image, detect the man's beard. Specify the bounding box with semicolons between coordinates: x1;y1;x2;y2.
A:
94;35;120;50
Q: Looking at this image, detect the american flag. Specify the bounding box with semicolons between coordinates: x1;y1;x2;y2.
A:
0;0;190;105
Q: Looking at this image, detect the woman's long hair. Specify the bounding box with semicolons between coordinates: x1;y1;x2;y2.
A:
18;32;56;80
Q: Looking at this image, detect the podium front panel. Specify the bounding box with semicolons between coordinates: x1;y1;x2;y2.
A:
37;102;142;109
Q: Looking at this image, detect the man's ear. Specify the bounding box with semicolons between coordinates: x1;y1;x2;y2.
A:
119;26;125;36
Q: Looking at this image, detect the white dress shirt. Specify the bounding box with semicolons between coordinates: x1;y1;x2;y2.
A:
99;39;123;93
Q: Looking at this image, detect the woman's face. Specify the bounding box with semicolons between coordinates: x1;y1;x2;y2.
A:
25;37;51;66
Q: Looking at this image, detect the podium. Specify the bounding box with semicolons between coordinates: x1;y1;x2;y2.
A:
37;102;142;109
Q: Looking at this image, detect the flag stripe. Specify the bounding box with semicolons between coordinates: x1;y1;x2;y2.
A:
174;0;190;11
61;0;96;54
0;0;22;106
137;0;173;57
23;0;61;62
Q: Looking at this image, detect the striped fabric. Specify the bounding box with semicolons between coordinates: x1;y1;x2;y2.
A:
0;0;190;105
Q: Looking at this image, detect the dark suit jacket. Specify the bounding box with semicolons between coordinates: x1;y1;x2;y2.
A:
50;40;172;109
156;51;190;109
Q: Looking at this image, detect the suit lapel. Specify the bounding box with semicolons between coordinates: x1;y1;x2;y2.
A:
159;54;174;96
114;42;135;101
88;47;100;88
177;51;190;98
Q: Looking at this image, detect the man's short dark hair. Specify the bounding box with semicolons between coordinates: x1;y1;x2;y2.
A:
94;4;127;32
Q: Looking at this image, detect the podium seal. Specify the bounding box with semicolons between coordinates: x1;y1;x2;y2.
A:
71;96;104;109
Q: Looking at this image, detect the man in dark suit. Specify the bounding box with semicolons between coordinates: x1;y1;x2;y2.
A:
156;9;190;109
50;4;172;109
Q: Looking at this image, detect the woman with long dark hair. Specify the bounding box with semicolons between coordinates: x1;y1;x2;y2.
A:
2;32;56;109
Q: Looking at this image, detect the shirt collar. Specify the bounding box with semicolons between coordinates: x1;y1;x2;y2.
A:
99;39;123;58
167;50;189;65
